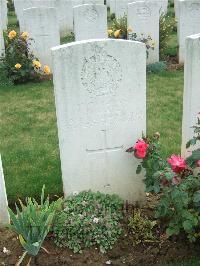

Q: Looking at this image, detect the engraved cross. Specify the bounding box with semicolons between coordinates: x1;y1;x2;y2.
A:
86;130;123;154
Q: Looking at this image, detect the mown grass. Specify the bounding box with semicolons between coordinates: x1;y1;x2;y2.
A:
0;80;62;202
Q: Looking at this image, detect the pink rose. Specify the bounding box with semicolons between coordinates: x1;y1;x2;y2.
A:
172;176;182;185
167;155;187;173
134;139;149;159
197;160;200;167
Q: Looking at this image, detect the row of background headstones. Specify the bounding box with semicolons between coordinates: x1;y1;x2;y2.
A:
9;0;163;66
1;0;200;64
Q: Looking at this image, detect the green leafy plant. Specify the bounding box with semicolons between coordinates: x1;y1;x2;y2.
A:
127;113;200;242
1;30;51;84
147;61;167;74
8;186;62;265
159;13;176;59
128;209;157;246
53;190;123;253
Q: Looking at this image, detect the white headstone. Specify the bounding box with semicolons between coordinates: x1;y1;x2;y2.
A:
56;0;73;36
115;0;132;19
14;0;70;37
51;39;146;203
128;1;160;64
0;17;5;58
178;0;200;63
73;4;107;41
14;0;56;32
0;155;10;225
0;0;7;30
110;0;116;14
182;34;200;157
23;7;60;68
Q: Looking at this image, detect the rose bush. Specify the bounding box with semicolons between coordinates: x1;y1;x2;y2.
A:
127;113;200;242
0;30;51;84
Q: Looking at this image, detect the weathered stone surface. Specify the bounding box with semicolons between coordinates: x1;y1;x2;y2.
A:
23;7;60;68
178;0;200;63
0;155;10;225
0;0;7;30
115;0;132;18
109;0;116;14
182;34;200;157
73;4;107;41
14;0;71;37
73;0;104;6
128;1;160;64
0;16;5;58
51;39;146;203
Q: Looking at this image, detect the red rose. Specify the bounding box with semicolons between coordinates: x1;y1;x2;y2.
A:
134;139;149;159
197;160;200;167
172;176;182;185
161;178;170;187
167;155;187;173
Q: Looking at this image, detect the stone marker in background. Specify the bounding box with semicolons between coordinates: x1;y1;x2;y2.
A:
128;1;160;64
51;39;146;203
110;0;116;14
115;0;132;19
56;0;73;36
0;0;7;30
178;0;200;63
0;18;5;58
14;0;56;32
73;4;107;41
182;34;200;157
14;0;71;37
0;155;10;225
23;7;60;68
73;0;104;6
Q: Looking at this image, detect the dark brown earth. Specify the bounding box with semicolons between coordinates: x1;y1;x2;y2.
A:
1;195;200;266
1;225;200;266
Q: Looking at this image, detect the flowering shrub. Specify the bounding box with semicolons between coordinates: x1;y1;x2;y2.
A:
127;114;200;242
159;13;176;59
0;30;51;84
53;191;123;253
108;15;154;58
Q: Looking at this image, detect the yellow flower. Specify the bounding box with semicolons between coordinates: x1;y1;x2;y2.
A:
114;29;121;38
151;41;156;47
21;31;29;40
43;65;51;75
127;27;133;33
15;63;22;69
33;60;41;69
107;29;113;36
8;30;17;40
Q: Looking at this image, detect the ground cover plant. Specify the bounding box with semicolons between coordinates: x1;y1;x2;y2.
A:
53;191;123;253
